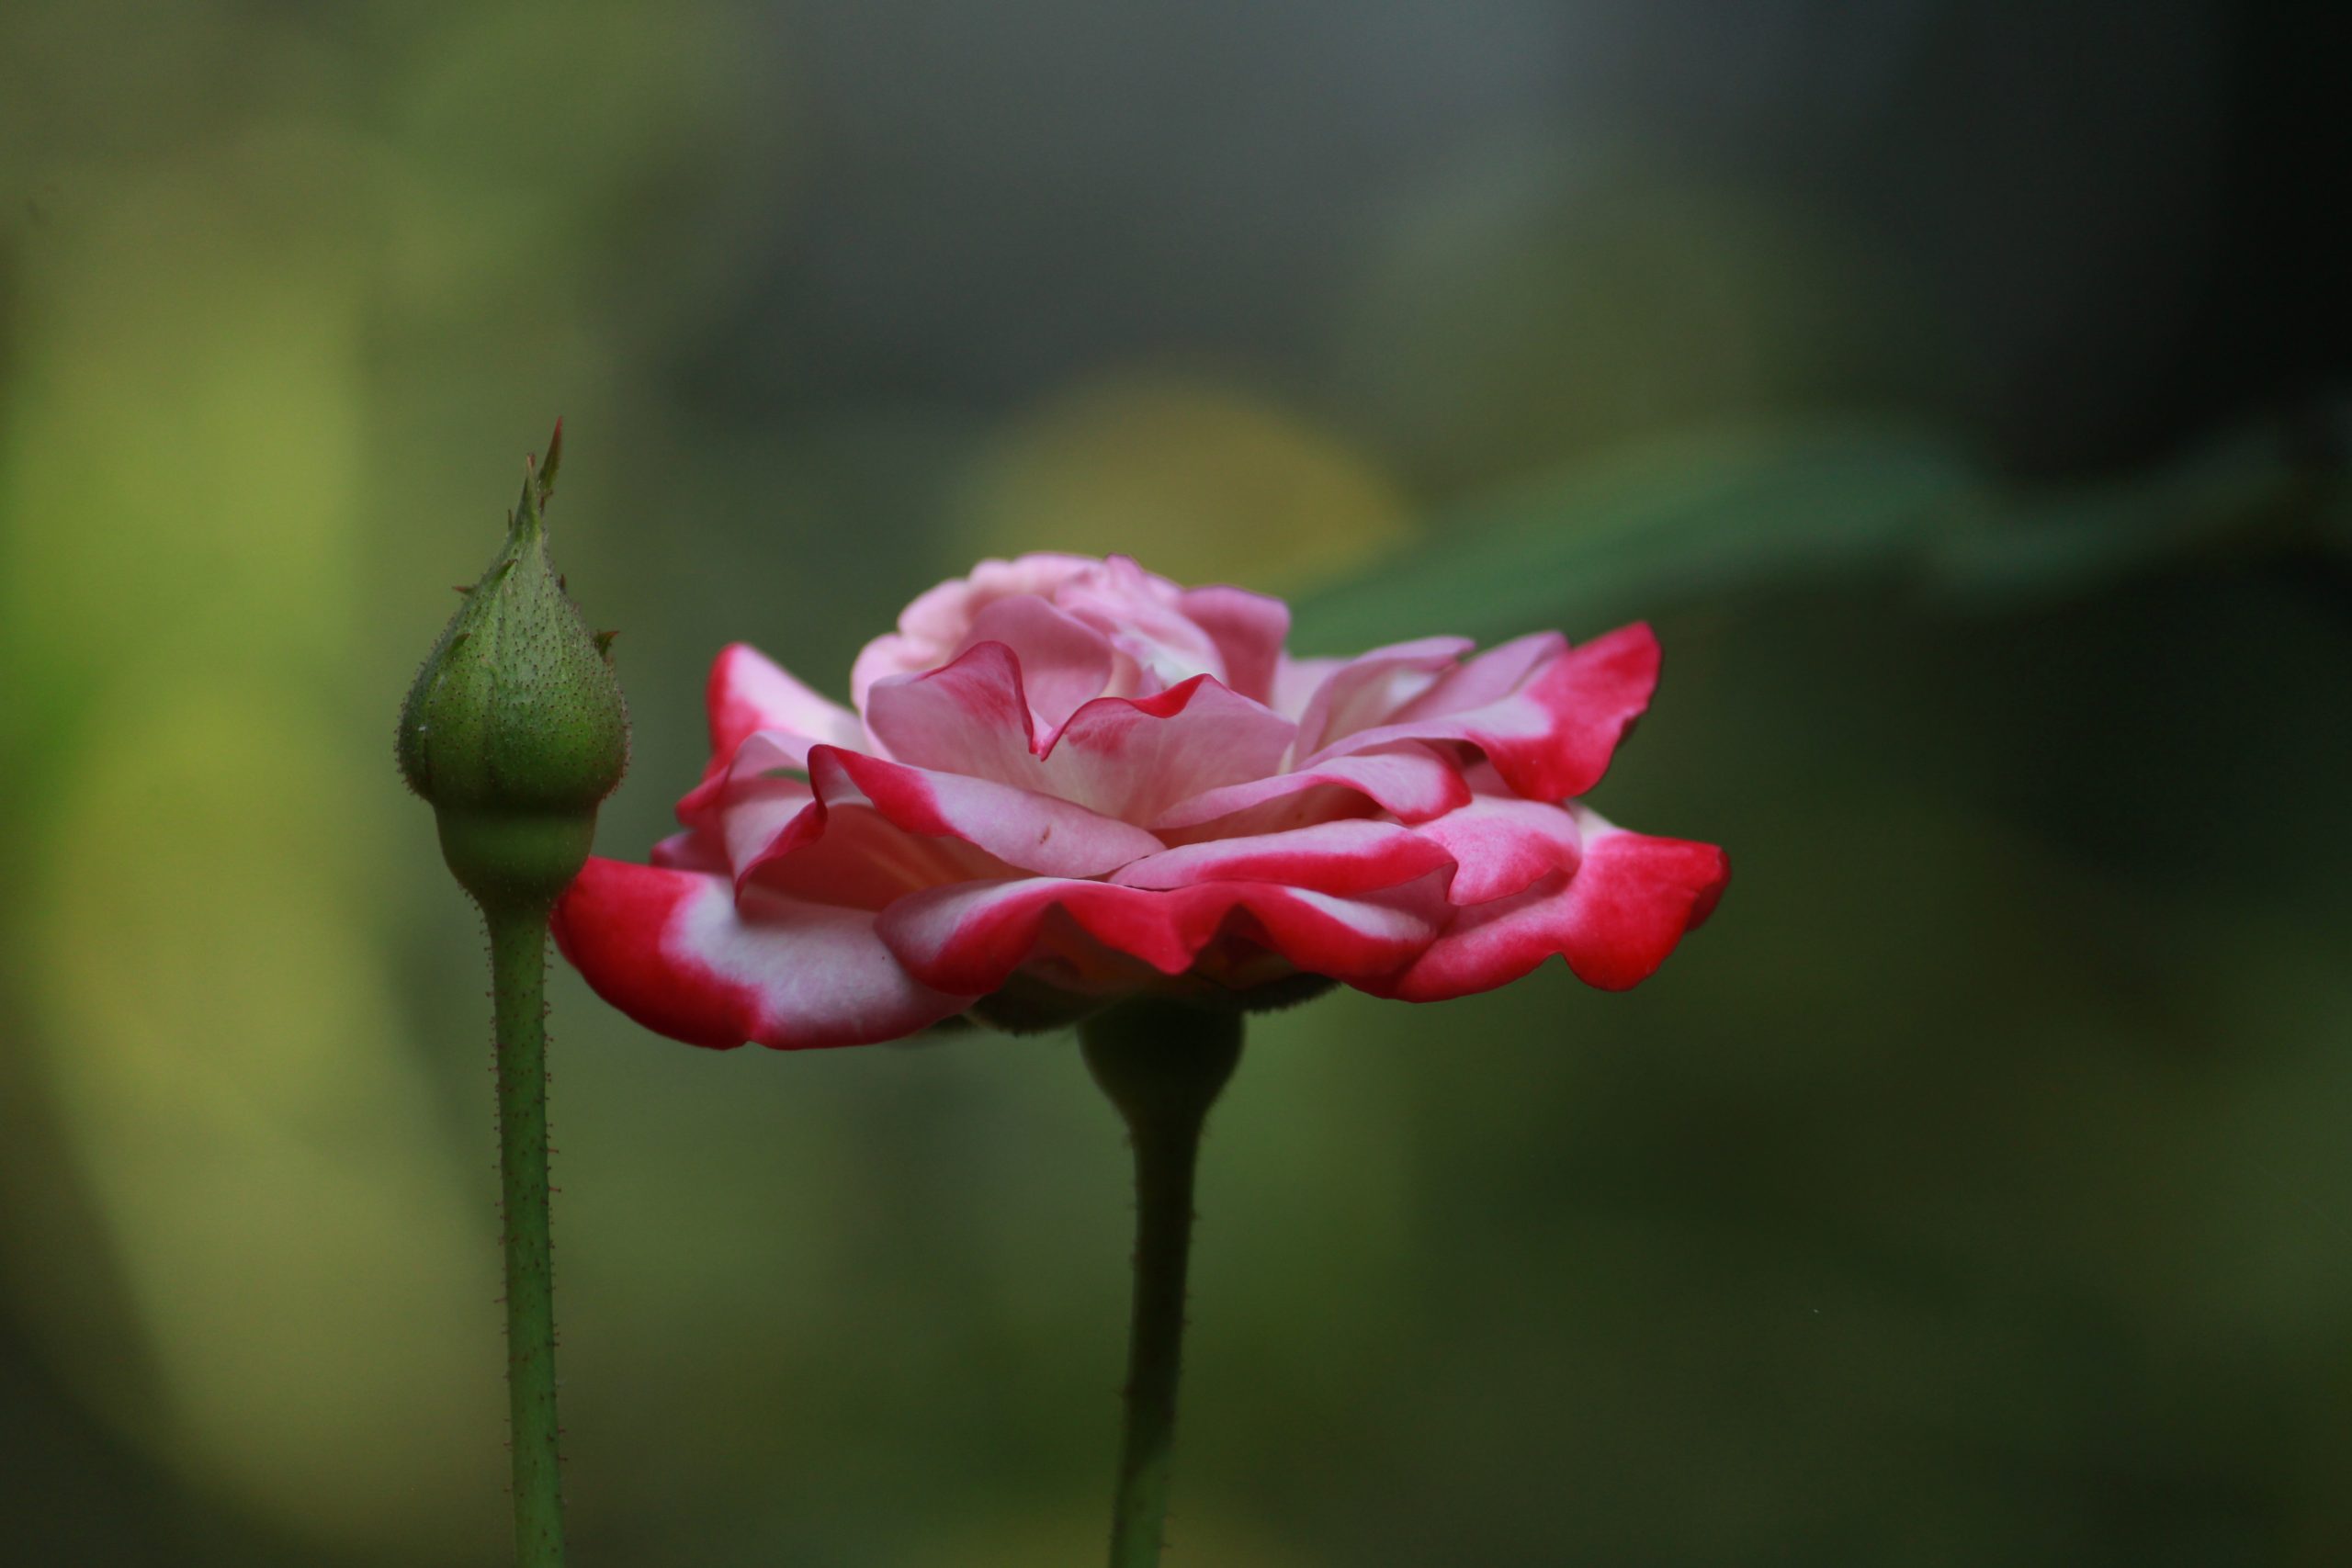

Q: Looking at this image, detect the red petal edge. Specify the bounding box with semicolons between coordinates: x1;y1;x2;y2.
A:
553;860;753;1048
1384;823;1729;1001
552;858;973;1050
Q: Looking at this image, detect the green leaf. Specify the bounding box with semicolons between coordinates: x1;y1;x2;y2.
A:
1290;421;1980;650
1290;416;2341;650
1928;429;2309;609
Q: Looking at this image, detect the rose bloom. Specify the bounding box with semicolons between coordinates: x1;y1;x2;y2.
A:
554;555;1727;1045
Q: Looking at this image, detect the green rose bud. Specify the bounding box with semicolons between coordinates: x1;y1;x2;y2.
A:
398;422;629;912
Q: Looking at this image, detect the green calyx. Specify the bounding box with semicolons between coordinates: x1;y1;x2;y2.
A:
398;422;628;909
967;971;1338;1036
1080;998;1243;1137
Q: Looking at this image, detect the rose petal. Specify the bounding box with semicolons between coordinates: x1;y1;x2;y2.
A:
745;799;1007;909
1056;556;1227;691
674;729;822;875
1270;653;1344;721
1383;809;1728;999
650;829;726;872
552;859;972;1049
707;642;864;763
865;642;1299;823
1306;623;1661;802
1045;675;1297;822
1408;783;1587;906
1290;635;1476;757
876;871;1452;995
1178;583;1291;705
850;553;1103;709
862;642;1040;784
808;744;1162;878
1389;631;1563;722
716;774;822;884
955;594;1116;734
847;631;929;716
1153;743;1471;830
1109;818;1455;896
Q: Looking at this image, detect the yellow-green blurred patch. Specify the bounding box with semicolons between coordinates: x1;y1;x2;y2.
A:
0;131;369;692
956;373;1412;588
26;680;499;1557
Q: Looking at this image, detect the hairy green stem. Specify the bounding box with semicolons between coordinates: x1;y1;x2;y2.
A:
489;904;566;1568
1080;999;1244;1568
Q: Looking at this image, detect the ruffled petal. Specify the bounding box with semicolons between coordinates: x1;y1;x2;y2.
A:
862;641;1040;784
865;642;1298;823
706;642;864;764
848;632;928;716
1389;631;1563;722
1108;818;1455;896
1153;743;1471;830
1408;782;1587;906
1056;556;1227;691
1383;809;1727;1000
1177;583;1291;705
919;554;1100;637
1306;623;1661;802
850;554;1102;708
650;829;725;872
716;775;821;884
1270;653;1344;721
1290;635;1476;757
954;594;1116;733
673;729;822;880
726;790;1003;909
807;744;1162;878
682;649;861;852
851;556;1284;715
876;872;1453;995
551;859;972;1049
692;739;1012;905
1045;675;1297;822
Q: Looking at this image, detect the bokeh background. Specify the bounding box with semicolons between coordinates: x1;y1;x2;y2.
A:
5;2;2350;1563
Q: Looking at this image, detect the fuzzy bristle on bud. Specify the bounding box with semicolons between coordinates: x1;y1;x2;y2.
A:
397;423;629;911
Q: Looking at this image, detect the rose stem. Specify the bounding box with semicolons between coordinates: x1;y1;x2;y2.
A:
1080;998;1245;1568
488;901;567;1568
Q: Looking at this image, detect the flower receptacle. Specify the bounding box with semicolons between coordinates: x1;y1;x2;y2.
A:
434;807;602;915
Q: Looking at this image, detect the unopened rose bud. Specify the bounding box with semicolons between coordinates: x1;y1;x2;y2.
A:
398;422;629;911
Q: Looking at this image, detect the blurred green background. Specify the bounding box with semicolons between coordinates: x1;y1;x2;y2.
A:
4;3;2350;1563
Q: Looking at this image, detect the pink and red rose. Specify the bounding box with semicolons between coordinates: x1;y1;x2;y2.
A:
553;554;1727;1045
